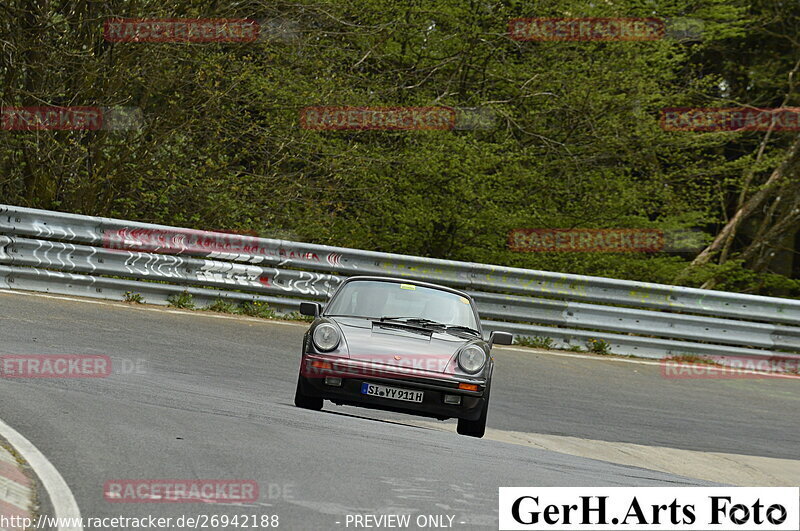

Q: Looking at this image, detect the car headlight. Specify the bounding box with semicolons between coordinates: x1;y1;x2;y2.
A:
312;322;340;352
458;344;486;374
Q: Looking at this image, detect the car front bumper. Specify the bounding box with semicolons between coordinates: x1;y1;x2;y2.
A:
299;354;488;421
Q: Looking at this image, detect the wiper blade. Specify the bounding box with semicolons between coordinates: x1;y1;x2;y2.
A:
379;316;446;328
372;319;433;336
445;325;481;336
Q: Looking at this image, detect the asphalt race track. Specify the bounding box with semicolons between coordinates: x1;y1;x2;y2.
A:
1;290;798;530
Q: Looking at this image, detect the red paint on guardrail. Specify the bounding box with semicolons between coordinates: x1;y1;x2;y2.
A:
103;227;266;255
211;229;260;237
103;227;327;265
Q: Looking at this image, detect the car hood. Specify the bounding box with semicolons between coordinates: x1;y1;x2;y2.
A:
330;316;472;373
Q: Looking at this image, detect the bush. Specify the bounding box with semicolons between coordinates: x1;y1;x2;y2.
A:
587;338;611;355
123;291;144;304
514;336;555;349
167;290;195;309
205;298;238;314
240;300;276;318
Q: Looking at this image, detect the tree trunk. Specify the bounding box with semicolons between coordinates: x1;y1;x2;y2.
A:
674;133;800;284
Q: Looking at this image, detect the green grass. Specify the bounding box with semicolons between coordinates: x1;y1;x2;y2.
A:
240;300;277;318
167;290;196;309
514;335;555;349
282;311;315;322
123;291;144;304
512;335;587;353
201;298;313;322
205;298;238;313
586;338;612;355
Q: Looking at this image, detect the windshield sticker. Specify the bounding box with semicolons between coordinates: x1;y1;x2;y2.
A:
400;284;416;290
460;296;469;304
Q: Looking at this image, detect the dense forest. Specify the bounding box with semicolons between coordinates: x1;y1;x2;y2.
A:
2;0;799;296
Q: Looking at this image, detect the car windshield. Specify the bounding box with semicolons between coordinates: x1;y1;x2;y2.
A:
325;280;478;330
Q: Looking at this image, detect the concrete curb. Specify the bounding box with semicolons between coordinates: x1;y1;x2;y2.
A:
0;443;34;531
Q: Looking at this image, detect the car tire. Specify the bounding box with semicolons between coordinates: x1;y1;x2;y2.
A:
294;376;323;411
457;385;489;438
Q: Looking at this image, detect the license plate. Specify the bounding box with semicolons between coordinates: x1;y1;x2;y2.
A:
360;383;423;403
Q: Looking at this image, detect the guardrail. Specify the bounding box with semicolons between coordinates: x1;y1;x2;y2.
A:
2;204;800;362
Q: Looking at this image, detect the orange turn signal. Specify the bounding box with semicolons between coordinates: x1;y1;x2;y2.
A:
311;360;333;370
458;383;479;392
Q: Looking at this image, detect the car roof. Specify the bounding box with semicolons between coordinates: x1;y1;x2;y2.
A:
337;276;474;302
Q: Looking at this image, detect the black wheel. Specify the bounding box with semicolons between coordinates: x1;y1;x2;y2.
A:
294;376;323;410
457;386;489;438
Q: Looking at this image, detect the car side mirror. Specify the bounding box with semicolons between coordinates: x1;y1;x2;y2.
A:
489;331;513;346
299;302;322;317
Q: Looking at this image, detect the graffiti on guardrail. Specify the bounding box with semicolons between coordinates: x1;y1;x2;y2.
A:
116;250;340;295
4;204;800;361
3;231;344;296
103;227;329;264
104;227;267;255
